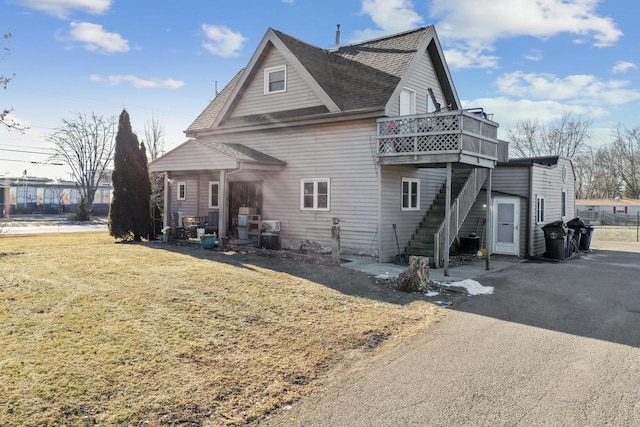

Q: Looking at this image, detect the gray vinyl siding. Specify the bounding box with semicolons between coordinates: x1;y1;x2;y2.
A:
530;158;576;256
491;166;530;198
168;175;199;222
379;166;446;262
230;46;324;118
196;119;381;255
388;50;446;116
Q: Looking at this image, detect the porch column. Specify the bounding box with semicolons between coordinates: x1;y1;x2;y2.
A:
444;162;451;276
219;169;227;237
163;172;170;228
486;168;492;270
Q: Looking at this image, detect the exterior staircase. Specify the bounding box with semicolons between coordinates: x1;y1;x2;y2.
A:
405;166;488;265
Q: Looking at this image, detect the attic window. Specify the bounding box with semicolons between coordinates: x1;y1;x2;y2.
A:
264;65;286;94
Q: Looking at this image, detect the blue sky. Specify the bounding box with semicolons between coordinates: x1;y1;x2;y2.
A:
1;0;639;178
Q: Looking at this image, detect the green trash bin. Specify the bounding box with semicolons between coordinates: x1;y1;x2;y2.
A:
542;221;567;260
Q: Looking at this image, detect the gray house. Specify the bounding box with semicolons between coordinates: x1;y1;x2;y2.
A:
151;26;569;265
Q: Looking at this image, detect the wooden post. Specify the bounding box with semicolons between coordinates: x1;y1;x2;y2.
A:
444;163;451;277
331;217;341;264
486;168;492;270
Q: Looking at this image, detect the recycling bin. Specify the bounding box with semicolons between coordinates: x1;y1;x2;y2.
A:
542;221;567;260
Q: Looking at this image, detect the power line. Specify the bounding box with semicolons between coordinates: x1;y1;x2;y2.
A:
0;147;53;155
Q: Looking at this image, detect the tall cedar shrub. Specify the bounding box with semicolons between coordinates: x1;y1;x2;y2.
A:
109;109;152;241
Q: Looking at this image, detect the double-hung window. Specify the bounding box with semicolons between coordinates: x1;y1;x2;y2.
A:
301;178;330;211
264;65;286;94
536;195;545;223
402;178;420;211
209;181;219;209
177;182;186;201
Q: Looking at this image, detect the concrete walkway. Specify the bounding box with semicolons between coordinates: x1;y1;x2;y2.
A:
341;254;522;283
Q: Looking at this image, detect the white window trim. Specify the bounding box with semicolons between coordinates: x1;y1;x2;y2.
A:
177;182;186;201
300;178;330;211
264;65;287;94
561;188;567;219
401;177;420;211
536;195;545;224
208;181;220;209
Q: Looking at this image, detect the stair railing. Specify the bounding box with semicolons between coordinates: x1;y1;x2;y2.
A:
433;168;488;267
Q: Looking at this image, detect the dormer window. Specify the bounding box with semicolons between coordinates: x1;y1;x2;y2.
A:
264;65;286;94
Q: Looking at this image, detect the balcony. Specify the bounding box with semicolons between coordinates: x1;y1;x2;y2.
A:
376;110;500;168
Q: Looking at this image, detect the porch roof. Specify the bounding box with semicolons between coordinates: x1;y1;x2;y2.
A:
149;139;286;173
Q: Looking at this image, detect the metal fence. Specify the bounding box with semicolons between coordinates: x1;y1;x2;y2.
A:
577;209;640;227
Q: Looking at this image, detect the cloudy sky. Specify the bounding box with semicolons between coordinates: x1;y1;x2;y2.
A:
1;0;638;178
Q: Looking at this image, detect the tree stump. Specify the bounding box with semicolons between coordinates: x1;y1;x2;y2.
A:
391;256;430;292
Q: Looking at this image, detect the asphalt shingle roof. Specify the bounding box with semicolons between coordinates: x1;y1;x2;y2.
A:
187;26;433;131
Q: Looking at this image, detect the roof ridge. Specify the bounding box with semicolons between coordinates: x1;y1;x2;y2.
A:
271;28;328;52
341;25;432;48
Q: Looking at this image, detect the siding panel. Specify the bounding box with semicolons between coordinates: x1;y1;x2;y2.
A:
230;46;324;118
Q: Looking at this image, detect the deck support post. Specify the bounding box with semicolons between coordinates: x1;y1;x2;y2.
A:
486;168;492;270
444;162;451;277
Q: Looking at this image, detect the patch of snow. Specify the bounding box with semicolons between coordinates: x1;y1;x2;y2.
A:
425;291;440;297
448;279;494;295
376;272;391;279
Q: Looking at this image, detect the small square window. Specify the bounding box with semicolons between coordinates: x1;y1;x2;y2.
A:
402;178;420;211
264;65;286;94
209;181;219;208
177;182;186;201
301;178;330;211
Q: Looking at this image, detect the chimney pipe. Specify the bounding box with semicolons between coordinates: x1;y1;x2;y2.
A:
335;24;341;47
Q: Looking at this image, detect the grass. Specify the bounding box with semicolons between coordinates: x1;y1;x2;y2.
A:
591;225;640;243
0;232;443;426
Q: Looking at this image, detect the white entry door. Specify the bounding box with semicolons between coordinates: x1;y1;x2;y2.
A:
493;197;520;256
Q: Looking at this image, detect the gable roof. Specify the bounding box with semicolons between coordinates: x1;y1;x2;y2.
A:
186;26;459;133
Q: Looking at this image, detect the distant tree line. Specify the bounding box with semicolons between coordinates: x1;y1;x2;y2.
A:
508;113;640;199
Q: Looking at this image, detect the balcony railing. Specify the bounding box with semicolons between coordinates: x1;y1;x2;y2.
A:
376;110;499;168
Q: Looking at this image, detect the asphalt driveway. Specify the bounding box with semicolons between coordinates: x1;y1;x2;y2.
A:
260;244;640;426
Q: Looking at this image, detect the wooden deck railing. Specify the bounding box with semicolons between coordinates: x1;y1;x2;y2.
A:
376;110;499;168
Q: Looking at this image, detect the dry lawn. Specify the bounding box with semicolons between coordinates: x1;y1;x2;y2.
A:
591;225;640;243
0;232;443;426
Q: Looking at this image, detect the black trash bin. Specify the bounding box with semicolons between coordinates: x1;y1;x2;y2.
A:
542;221;567;260
567;217;585;251
579;225;594;250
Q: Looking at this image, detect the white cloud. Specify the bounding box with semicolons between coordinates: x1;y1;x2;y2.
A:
201;24;246;58
11;0;111;19
57;22;129;54
351;0;423;42
524;49;543;61
90;74;185;89
431;0;622;69
612;61;637;74
461;97;608;140
444;46;499;69
495;71;640;106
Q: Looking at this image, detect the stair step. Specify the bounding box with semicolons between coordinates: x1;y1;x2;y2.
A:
408;240;434;250
405;247;434;256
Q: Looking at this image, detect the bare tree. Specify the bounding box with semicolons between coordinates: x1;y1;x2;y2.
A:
508;113;593;159
602;125;640;199
48;112;116;209
573;147;621;199
143;115;166;236
1;32;27;132
143;115;165;161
